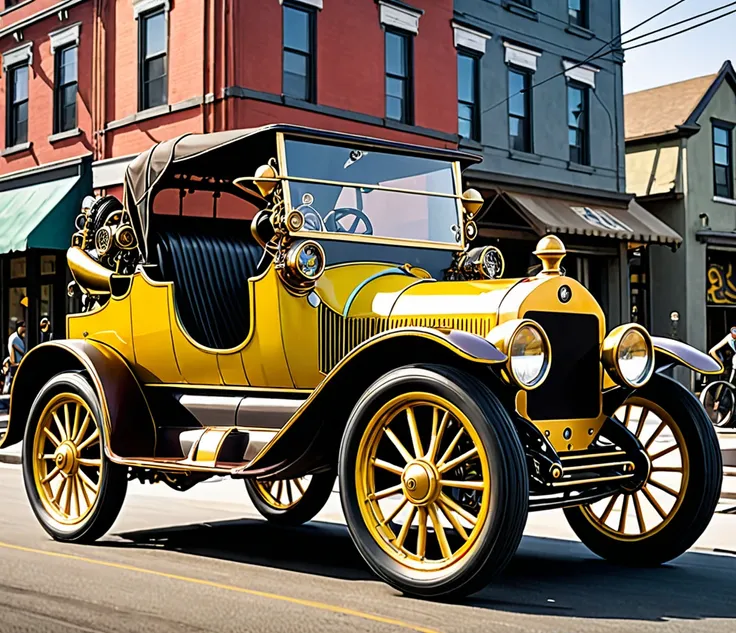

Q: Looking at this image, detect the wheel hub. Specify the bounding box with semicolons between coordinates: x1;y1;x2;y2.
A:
402;460;439;505
54;442;79;476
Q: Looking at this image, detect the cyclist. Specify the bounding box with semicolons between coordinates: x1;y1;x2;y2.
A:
702;326;736;426
709;326;736;367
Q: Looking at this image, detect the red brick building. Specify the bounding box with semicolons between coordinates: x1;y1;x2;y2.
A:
0;0;482;348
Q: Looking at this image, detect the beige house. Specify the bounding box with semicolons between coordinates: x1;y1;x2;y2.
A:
625;61;736;384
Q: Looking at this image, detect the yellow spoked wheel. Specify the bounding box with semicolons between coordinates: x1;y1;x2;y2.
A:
565;375;722;565
581;398;688;541
245;470;336;526
22;372;127;543
356;393;490;571
340;365;528;599
255;476;311;510
32;393;103;526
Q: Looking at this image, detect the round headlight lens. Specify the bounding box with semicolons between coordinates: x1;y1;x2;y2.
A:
510;325;548;388
618;328;652;386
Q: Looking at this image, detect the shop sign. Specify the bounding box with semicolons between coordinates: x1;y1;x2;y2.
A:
707;262;736;304
570;206;633;233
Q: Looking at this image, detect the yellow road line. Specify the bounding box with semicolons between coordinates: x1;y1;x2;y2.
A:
0;541;441;633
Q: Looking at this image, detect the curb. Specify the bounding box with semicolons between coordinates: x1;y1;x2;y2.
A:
0;452;21;465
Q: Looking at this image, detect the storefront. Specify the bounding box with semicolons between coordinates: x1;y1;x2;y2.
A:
705;240;736;353
0;158;91;351
474;187;682;329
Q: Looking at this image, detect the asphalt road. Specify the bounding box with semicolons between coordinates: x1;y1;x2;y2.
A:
0;464;735;633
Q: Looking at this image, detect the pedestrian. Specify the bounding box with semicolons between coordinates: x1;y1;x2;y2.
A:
7;320;26;392
40;317;53;343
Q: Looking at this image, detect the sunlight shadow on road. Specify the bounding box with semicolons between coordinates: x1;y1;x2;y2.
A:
106;519;736;623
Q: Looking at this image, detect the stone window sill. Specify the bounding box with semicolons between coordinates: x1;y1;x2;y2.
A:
2;141;32;157
501;1;538;21
509;149;542;164
49;127;82;143
565;24;595;40
713;196;736;207
459;138;483;151
567;161;595;174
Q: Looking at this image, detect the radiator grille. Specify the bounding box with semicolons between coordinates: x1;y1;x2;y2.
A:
318;305;495;373
524;310;601;421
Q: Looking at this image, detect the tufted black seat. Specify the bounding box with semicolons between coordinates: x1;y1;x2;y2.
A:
154;230;265;349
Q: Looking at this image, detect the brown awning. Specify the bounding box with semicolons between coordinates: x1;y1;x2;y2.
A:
506;192;682;245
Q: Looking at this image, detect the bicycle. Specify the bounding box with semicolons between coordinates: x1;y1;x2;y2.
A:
700;360;736;428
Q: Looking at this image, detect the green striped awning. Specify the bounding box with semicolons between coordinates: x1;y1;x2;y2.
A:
0;176;81;254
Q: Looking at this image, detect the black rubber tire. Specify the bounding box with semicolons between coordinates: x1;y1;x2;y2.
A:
245;469;336;526
700;380;735;428
564;373;723;565
22;372;128;543
339;364;528;599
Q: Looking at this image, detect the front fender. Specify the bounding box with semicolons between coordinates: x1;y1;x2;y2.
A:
652;336;723;375
235;327;506;477
0;339;156;458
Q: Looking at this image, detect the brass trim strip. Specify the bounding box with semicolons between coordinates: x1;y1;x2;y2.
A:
559;450;627;461
551;473;634;488
562;460;634;473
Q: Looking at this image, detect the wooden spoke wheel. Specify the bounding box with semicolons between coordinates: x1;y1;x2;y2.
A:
340;365;528;599
22;373;127;543
245;470;336;526
565;374;722;565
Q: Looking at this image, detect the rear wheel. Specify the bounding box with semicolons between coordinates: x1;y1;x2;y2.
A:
565;374;722;565
22;372;127;543
339;365;528;599
245;470;336;526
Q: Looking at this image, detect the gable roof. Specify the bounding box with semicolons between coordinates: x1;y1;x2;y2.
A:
625;61;736;142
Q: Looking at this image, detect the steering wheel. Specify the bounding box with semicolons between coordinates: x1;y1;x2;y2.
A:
325;207;374;235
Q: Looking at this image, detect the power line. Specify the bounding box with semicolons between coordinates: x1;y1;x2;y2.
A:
481;0;691;114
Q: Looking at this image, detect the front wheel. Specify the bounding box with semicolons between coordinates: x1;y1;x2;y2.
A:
22;372;127;543
565;374;722;565
339;364;528;599
245;470;336;526
700;380;735;428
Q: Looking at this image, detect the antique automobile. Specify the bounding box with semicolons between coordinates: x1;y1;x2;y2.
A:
0;125;724;599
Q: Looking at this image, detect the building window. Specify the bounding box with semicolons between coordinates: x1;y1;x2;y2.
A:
6;63;28;147
568;0;587;28
568;83;589;164
139;9;167;111
385;29;412;124
513;0;532;6
508;68;531;152
283;3;316;102
713;123;733;199
458;52;479;141
54;45;77;134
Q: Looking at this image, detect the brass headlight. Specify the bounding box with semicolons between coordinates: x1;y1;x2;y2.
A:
602;324;654;388
280;239;326;294
487;319;551;390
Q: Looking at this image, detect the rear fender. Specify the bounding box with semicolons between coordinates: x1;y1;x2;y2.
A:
236;327;506;478
0;340;156;459
652;337;723;375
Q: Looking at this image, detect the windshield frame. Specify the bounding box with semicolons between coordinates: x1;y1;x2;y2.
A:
276;132;466;251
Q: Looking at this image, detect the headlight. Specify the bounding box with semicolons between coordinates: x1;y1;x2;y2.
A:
602;324;654;388
487;319;551;389
280;239;326;294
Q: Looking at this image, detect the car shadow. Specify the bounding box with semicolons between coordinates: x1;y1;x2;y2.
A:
108;518;736;622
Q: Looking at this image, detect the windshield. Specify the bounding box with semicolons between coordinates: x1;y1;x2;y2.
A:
283;139;462;246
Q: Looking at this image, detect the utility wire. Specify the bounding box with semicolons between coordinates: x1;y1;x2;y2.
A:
481;0;691;114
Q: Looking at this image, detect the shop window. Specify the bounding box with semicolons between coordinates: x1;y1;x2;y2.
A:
458;52;480;141
385;30;412;124
54;45;78;134
40;255;56;276
40;284;54;323
6;63;28;147
10;257;26;279
283;2;316;102
713;123;733;199
568;83;589;165
139;9;167;111
508;68;531;152
568;0;587;28
9;286;26;329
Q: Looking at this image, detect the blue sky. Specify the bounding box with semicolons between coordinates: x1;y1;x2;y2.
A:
621;0;736;94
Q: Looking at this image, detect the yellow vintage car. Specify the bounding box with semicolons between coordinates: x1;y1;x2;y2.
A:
0;125;724;599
